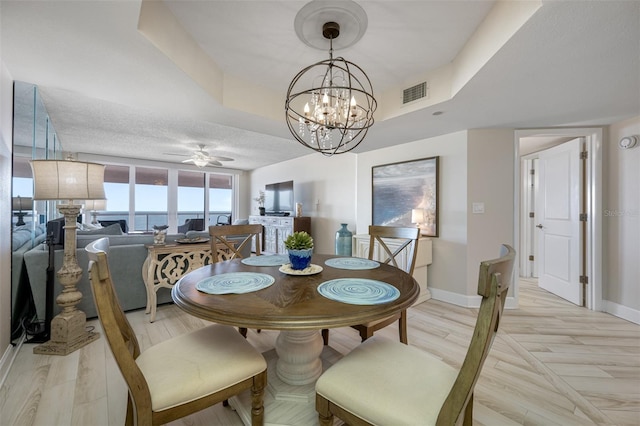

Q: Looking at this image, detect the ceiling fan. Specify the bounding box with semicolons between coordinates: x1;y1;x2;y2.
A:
164;144;234;168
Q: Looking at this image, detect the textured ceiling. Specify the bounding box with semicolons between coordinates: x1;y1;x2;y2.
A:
2;0;639;171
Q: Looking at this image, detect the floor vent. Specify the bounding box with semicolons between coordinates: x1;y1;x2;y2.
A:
403;82;428;104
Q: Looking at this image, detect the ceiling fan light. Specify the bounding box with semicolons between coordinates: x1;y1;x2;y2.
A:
192;157;209;168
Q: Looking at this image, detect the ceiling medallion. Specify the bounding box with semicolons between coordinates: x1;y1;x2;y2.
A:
285;0;377;156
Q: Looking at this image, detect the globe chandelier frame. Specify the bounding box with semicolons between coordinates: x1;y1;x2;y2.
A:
285;21;377;156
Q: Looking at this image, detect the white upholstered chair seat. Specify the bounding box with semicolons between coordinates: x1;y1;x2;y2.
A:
137;324;267;411
316;336;457;425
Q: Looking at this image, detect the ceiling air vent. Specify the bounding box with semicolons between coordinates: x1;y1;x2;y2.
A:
403;82;428;104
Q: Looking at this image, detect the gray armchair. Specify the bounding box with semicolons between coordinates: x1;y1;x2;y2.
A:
177;218;204;233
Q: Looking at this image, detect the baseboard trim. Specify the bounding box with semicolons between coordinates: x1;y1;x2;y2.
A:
430;288;517;309
0;334;24;389
603;300;640;325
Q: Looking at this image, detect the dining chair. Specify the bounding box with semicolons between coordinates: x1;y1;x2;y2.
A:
209;224;263;262
85;237;268;426
322;225;420;345
315;244;516;426
209;224;263;337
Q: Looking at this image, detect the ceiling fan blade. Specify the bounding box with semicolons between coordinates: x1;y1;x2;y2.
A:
164;152;190;157
181;158;195;164
209;156;234;162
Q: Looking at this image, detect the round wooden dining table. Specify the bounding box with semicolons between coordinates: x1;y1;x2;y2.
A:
172;254;419;387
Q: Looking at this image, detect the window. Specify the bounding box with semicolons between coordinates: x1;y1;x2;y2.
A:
209;174;233;226
178;170;205;228
64;160;237;232
12;156;34;226
135;167;168;231
98;164;130;224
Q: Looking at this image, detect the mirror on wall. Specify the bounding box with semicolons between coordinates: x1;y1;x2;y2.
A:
12;81;62;227
11;81;62;340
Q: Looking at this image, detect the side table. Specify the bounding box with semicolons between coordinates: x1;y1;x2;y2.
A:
142;242;212;322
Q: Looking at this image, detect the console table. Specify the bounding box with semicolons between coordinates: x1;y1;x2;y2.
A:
353;234;433;304
142;242;212;322
249;215;311;254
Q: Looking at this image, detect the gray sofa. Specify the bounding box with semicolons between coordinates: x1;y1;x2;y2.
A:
24;232;185;321
11;223;48;338
23;226;253;321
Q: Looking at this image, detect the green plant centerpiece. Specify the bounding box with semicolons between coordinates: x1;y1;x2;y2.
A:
284;231;314;270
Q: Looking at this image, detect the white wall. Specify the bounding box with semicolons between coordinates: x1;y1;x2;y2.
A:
467;129;515;295
1;59;15;359
355;131;470;298
249;153;358;255
249;129;518;306
604;116;640;316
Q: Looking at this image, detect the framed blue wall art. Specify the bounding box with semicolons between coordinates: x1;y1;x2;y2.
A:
371;156;439;237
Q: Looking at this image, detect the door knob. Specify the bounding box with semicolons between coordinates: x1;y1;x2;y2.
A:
536;224;544;229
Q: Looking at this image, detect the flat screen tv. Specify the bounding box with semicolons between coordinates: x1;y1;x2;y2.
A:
265;180;294;215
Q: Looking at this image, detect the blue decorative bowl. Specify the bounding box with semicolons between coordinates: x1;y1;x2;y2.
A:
288;248;313;270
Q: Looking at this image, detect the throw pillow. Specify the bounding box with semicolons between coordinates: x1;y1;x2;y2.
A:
77;223;123;236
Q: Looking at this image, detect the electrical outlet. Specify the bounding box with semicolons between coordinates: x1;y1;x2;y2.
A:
472;202;485;214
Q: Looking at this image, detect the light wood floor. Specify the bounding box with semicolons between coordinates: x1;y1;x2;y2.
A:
1;279;638;426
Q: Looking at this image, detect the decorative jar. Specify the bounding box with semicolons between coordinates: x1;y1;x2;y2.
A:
153;225;168;245
335;223;353;256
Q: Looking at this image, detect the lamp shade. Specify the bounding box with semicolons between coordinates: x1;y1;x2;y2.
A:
30;160;106;201
12;196;34;211
84;199;107;211
411;208;426;224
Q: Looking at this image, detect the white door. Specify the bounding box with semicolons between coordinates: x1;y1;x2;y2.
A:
536;138;584;305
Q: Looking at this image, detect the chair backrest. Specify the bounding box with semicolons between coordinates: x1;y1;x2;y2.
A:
178;218;205;233
437;244;516;425
368;225;420;274
85;237;152;412
209;224;263;262
216;214;231;225
98;219;128;233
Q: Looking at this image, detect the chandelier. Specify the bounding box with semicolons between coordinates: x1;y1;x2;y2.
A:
285;19;376;156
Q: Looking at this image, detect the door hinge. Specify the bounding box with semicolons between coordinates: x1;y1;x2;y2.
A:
529;212;535;218
580;213;588;221
580;275;589;285
528;255;534;261
530;169;535;175
580;151;588;160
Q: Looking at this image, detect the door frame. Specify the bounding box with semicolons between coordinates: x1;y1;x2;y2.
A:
513;128;603;310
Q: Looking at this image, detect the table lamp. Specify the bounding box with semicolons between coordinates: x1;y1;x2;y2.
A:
30;159;105;355
12;196;34;226
84;199;107;225
411;208;426;230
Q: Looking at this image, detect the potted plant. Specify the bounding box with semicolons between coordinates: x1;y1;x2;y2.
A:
284;231;314;270
253;190;265;216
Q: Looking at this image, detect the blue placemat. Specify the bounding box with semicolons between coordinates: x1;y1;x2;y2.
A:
196;272;275;294
241;254;289;267
317;278;400;305
324;257;380;270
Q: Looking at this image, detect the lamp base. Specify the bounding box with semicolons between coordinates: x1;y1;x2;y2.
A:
14;212;27;226
33;302;100;356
